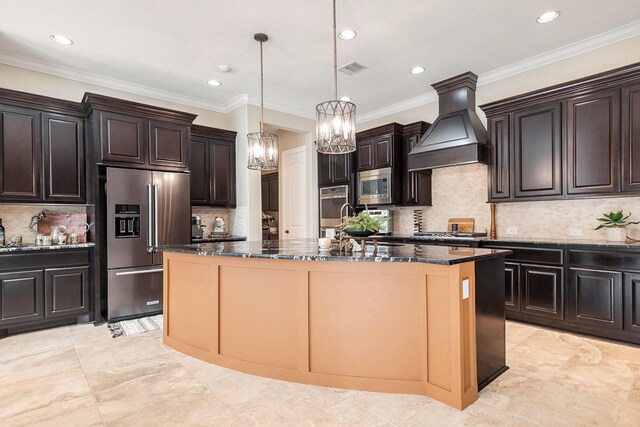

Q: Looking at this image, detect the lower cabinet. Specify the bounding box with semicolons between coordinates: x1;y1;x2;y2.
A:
624;273;640;333
568;268;623;330
0;249;92;333
504;262;519;313
520;264;563;320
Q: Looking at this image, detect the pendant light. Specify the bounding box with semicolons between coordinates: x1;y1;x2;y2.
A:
316;0;356;154
247;33;278;170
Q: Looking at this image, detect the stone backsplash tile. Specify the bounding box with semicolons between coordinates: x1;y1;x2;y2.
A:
391;163;640;240
191;207;236;237
0;205;88;244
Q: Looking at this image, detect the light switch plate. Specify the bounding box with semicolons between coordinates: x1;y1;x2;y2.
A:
507;227;518;235
462;278;470;300
569;227;583;237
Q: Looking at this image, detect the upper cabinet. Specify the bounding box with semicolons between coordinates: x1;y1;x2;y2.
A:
189;125;237;208
481;63;640;202
261;172;279;212
402;122;432;206
318;152;353;186
356;131;399;172
0;89;87;203
84;93;196;172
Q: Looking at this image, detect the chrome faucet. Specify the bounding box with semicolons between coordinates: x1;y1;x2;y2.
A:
338;203;355;252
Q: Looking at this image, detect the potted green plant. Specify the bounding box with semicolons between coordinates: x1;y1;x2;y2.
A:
340;208;383;237
595;210;640;242
268;218;278;234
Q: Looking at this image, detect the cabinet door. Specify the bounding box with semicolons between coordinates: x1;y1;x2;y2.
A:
42;113;85;202
210;140;236;207
261;179;269;211
514;103;562;198
331;153;351;184
148;121;188;169
189;138;210;205
0;106;41;201
622;83;640;192
489;115;511;200
318;153;332;186
623;273;640;333
505;262;520;313
268;177;279;211
45;266;90;319
0;270;44;326
373;135;392;168
99;111;145;164
357;140;373;171
567;89;621;195
520;264;563;319
569;268;622;330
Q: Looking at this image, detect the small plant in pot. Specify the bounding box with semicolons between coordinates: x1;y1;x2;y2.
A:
595;211;640;242
267;218;278;234
340;208;382;238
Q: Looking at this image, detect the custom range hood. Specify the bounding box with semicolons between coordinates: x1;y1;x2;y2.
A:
408;71;488;171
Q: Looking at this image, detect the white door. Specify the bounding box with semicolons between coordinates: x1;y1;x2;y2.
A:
281;146;307;239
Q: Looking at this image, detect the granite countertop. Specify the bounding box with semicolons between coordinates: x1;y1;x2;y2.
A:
159;239;511;265
191;236;247;243
0;242;95;253
381;234;640;248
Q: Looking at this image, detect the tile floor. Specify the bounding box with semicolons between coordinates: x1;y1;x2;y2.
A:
0;321;639;426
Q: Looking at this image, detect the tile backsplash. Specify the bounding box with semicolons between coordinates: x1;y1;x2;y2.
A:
0;205;88;244
191;207;236;236
391;163;640;240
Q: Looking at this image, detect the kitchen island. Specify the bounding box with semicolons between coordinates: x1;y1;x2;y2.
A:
160;239;510;410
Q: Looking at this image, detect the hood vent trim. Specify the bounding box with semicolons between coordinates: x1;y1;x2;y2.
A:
408;71;488;171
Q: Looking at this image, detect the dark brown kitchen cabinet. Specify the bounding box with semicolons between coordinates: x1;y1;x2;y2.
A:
0;270;44;326
0;105;41;201
567;89;620;195
504;262;520;313
356;134;394;171
318;153;353;186
189;125;237;207
402;122;432;206
44;266;90;319
624;273;640;333
514;102;562;198
520;264;564;320
622;83;640;192
261;172;278;212
148;120;188;169
99;111;145;165
569;268;623;330
488;115;511;200
43;113;85;202
189;137;209;205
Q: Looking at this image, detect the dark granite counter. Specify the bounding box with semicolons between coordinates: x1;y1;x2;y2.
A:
0;242;95;253
159;239;511;265
191;236;247;243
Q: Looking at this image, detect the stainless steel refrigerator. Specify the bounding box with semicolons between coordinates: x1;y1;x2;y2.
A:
106;167;190;321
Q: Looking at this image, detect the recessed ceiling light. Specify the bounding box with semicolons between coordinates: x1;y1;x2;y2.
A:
207;79;222;87
410;66;425;75
218;64;232;73
49;34;73;45
536;11;560;23
340;96;351;102
338;29;357;40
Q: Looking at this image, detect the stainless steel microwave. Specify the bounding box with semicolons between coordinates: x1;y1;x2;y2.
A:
357;167;392;205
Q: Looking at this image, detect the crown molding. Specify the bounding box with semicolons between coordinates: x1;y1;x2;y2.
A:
223;94;250;112
0;50;227;113
478;20;640;86
244;94;315;119
357;91;438;124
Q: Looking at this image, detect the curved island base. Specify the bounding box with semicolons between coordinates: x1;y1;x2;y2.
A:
161;241;509;410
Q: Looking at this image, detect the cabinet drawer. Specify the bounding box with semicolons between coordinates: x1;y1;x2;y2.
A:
569;249;640;271
0;249;90;271
482;245;563;265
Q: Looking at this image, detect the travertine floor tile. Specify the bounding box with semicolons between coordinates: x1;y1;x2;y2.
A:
0;394;103;427
477;370;545;413
300;400;393;426
344;390;429;425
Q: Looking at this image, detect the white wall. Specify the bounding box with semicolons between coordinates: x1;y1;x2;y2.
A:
357;34;640;240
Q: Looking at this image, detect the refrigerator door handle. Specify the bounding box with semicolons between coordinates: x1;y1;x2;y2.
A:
147;184;153;253
153;184;159;252
115;268;164;276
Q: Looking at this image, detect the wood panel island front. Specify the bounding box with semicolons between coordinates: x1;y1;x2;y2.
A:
160;239;511;410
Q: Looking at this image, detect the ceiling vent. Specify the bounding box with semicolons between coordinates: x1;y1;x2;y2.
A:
338;61;367;75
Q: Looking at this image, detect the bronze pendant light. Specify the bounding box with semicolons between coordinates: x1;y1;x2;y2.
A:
316;0;356;154
247;33;278;170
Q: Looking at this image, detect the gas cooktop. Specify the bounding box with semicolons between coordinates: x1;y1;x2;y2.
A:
413;231;487;239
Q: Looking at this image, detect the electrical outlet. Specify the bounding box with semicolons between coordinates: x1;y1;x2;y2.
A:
569;227;583;237
507;227;518;235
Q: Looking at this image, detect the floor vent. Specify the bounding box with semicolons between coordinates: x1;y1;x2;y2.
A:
338;61;367;75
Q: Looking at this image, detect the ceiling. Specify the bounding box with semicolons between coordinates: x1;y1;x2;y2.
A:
0;1;639;120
